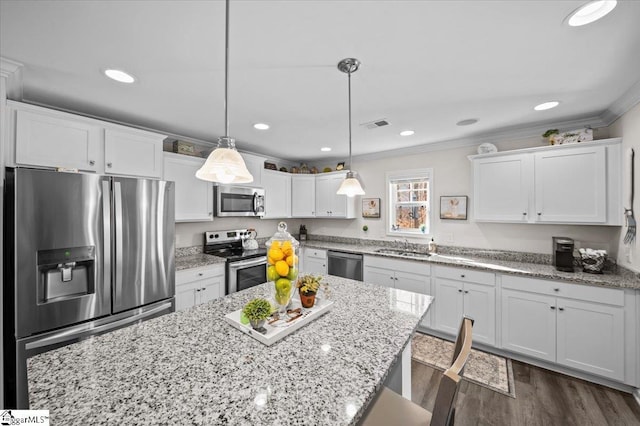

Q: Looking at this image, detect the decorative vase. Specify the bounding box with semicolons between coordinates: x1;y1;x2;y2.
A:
265;222;300;314
299;290;316;308
250;319;266;330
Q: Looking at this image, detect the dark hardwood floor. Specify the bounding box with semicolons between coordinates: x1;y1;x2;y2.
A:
411;360;640;425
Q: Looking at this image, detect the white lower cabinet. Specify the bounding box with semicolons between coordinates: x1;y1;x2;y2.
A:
500;276;626;382
163;153;213;222
432;266;496;346
175;264;224;311
303;248;327;275
363;255;431;327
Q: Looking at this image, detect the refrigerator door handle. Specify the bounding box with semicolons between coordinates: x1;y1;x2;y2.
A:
114;181;124;303
102;179;112;296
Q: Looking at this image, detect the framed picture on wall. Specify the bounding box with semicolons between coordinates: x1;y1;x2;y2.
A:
362;198;381;218
440;196;468;220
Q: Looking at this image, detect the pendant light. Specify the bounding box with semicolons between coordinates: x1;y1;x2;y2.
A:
196;0;253;184
336;58;365;197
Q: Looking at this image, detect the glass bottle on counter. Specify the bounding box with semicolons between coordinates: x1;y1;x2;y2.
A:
265;222;300;313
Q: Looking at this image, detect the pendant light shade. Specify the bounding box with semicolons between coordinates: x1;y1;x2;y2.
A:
196;0;253;184
337;58;365;198
195;137;253;184
337;171;365;196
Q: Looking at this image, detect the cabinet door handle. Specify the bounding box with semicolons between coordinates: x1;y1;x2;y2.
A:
550;306;556;310
198;273;204;276
537;212;542;216
196;289;201;292
460;274;465;278
523;212;527;216
395;277;398;281
209;212;212;216
107;162;113;168
89;160;95;166
390;276;394;280
558;307;564;311
553;288;559;292
464;290;469;294
458;289;463;293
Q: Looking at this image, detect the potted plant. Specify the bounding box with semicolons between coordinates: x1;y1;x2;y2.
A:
297;275;322;308
242;298;272;330
542;129;559;145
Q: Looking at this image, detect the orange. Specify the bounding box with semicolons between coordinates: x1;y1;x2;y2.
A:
268;248;284;262
286;254;298;267
275;260;289;277
268;257;275;265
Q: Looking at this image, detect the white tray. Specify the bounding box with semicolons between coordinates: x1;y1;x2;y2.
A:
224;296;334;346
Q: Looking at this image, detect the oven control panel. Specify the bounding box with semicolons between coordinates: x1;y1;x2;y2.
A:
205;229;252;244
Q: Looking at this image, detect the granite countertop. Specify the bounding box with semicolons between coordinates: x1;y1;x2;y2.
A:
175;253;225;271
28;277;433;425
301;241;640;290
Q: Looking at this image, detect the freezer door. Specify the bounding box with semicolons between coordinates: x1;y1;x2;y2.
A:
112;177;175;313
10;168;111;338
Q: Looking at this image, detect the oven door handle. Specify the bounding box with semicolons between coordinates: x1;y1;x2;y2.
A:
229;257;267;269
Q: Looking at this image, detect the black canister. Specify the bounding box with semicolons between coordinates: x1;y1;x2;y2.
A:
553;236;575;272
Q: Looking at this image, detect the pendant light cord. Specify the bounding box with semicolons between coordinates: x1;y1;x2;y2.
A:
224;0;230;139
348;69;352;170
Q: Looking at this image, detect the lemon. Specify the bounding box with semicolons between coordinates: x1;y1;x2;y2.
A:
266;265;278;281
268;248;284;262
285;254;297;267
267;256;275;265
275;260;289;277
282;241;293;256
270;241;282;250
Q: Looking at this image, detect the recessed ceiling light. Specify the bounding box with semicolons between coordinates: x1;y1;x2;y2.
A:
565;0;617;27
456;119;478;126
253;123;270;130
320;147;332;152
534;101;560;111
104;69;135;84
400;130;415;136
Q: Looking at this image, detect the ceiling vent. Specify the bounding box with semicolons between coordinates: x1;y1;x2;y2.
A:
360;118;390;129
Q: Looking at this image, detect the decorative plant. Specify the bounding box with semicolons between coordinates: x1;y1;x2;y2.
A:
242;298;272;321
542;129;559;138
297;275;322;295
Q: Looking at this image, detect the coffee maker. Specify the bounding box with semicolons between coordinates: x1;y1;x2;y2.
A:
553;237;575;272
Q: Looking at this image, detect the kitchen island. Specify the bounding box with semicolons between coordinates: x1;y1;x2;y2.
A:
27;276;432;425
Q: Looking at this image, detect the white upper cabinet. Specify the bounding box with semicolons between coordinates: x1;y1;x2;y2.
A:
470;139;622;225
315;171;356;218
291;175;316;217
104;128;164;178
240;152;265;187
262;169;291;218
534;146;606;223
473;154;531;222
12;102;166;179
163;153;213;222
15;109;101;172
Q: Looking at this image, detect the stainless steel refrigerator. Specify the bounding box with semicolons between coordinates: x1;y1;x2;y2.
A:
3;167;175;408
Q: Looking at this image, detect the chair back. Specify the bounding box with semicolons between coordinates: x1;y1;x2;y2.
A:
430;317;474;426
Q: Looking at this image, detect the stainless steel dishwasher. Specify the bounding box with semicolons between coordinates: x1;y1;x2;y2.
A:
327;250;363;281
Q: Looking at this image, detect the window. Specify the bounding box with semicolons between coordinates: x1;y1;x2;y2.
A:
386;169;432;237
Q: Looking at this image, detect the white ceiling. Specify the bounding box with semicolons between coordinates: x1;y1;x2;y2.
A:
1;0;640;162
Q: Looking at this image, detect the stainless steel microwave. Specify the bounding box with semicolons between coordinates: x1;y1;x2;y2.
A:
214;185;265;217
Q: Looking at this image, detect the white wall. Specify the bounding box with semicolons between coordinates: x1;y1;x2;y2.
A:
609;102;640;271
308;132;621;256
176;218;304;248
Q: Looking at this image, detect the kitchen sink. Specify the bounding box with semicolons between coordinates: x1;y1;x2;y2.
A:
374;248;431;258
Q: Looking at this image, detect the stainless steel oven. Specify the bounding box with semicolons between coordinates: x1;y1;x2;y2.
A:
227;256;267;294
203;230;267;295
214;185;265;217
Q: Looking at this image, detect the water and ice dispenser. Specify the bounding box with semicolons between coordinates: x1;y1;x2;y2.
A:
37;246;96;303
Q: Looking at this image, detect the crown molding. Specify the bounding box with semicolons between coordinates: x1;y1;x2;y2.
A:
354;114;606;162
0;57;22;78
600;79;640;126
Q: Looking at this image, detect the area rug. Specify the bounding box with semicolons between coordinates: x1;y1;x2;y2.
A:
412;333;516;398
